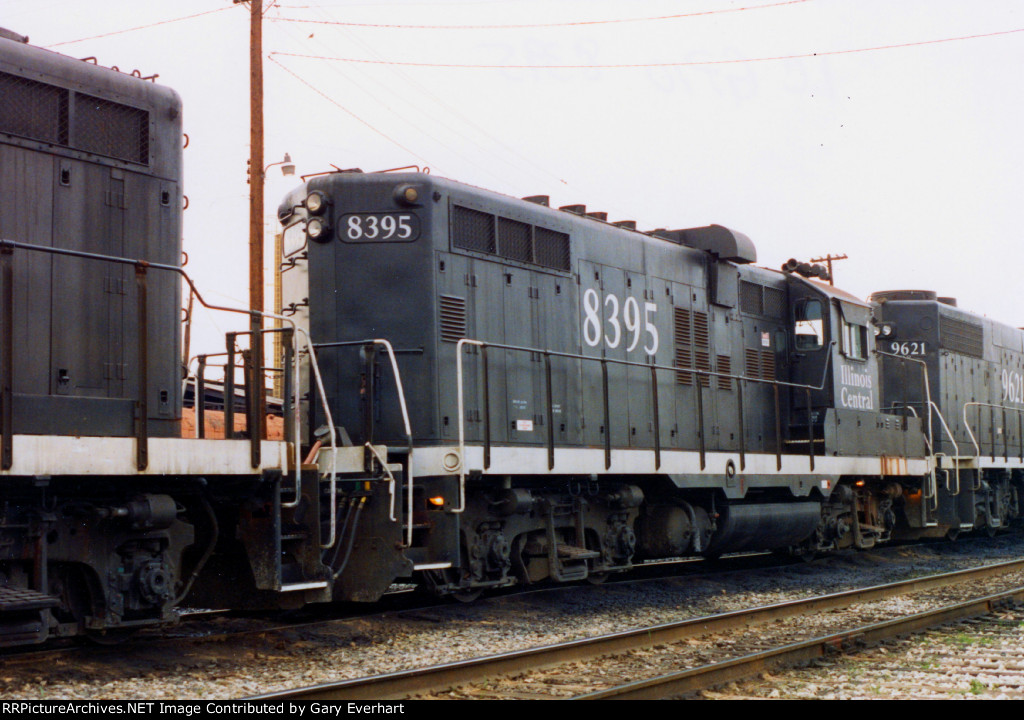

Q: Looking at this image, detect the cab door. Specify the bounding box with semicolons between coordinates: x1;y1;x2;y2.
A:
787;281;834;429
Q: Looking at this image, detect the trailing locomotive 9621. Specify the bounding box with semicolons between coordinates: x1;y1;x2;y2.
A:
0;31;1021;647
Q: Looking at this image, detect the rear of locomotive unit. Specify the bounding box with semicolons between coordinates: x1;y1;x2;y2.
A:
279;169;933;601
0;32;328;645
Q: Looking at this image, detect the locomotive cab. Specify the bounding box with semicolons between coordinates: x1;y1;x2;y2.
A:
785;276;916;459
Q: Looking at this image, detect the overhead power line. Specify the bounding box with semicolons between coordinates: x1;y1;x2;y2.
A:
47;6;238;47
271;0;813;30
270;27;1024;68
267;54;433;165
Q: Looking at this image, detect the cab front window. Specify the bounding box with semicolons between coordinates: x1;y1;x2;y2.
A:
795;299;824;350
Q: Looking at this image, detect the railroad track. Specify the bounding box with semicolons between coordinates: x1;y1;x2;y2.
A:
250;558;1024;701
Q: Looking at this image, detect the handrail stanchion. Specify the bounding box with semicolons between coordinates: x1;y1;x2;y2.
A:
601;358;611;470
482;345;491;470
696;377;705;470
134;263;149;471
806;386;815;471
225;334;236;440
736;378;745;472
773;382;782;471
197;355;207;439
1;246;13;470
650;364;661;471
544;351;554;471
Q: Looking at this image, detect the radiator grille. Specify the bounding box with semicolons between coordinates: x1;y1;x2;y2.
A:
534;227;571;271
740;281;763;316
764;287;786;319
452;205;496;254
740;281;787;320
498;217;532;263
939;314;984;358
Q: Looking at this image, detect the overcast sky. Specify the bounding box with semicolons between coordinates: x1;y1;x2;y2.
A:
5;0;1023;354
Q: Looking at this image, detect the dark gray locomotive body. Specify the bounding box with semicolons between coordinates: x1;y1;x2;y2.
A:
0;33;183;438
0;34;324;647
278;170;935;600
873;290;1024;537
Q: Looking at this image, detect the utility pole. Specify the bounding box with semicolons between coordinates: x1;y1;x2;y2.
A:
238;0;266;437
809;254;848;286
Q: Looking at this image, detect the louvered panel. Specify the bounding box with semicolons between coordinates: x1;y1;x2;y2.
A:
745;348;761;380
439;295;467;342
673;307;693;385
717;355;732;390
675;348;693;386
693;311;710;348
695;350;712;388
673;307;691;344
761;350;776;380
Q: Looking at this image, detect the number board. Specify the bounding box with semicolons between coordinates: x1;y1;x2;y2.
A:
341;213;420;243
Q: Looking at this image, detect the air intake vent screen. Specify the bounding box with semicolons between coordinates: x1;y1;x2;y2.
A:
939;314;984;358
74;93;149;163
0;71;69;145
451;203;571;272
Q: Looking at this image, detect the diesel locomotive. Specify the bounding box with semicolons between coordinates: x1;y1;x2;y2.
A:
273;169;1020;601
0;30;1021;647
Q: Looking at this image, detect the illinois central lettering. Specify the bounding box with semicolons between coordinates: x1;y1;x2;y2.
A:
839;365;873;409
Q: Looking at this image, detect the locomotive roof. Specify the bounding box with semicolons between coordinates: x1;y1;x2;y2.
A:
0;33;180;109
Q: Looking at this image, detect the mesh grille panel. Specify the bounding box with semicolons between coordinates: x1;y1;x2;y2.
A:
764;287;787;319
74;93;148;163
0;71;68;145
498;217;532;263
452;205;496;253
534;227;571;271
740;281;763;316
939;314;984;358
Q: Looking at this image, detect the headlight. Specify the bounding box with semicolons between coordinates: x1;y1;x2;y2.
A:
305;190;328;215
306;216;330;242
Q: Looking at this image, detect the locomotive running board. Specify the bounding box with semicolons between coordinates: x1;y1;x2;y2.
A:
0;435;292;477
415;445;931;480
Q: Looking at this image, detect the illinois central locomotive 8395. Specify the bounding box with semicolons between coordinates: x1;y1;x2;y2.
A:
274;169;1020;601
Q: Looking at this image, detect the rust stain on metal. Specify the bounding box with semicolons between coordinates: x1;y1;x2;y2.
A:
880;455;907;475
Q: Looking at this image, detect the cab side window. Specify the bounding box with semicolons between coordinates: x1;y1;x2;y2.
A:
841;318;868;361
795;299;824;351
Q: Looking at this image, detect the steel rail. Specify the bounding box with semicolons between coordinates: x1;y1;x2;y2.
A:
246;556;1024;702
576;585;1024;699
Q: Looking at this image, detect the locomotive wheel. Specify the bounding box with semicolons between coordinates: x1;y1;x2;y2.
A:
945;528;960;541
586;572;609;585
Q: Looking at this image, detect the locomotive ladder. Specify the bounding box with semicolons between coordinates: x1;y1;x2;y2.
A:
312;339;451;573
